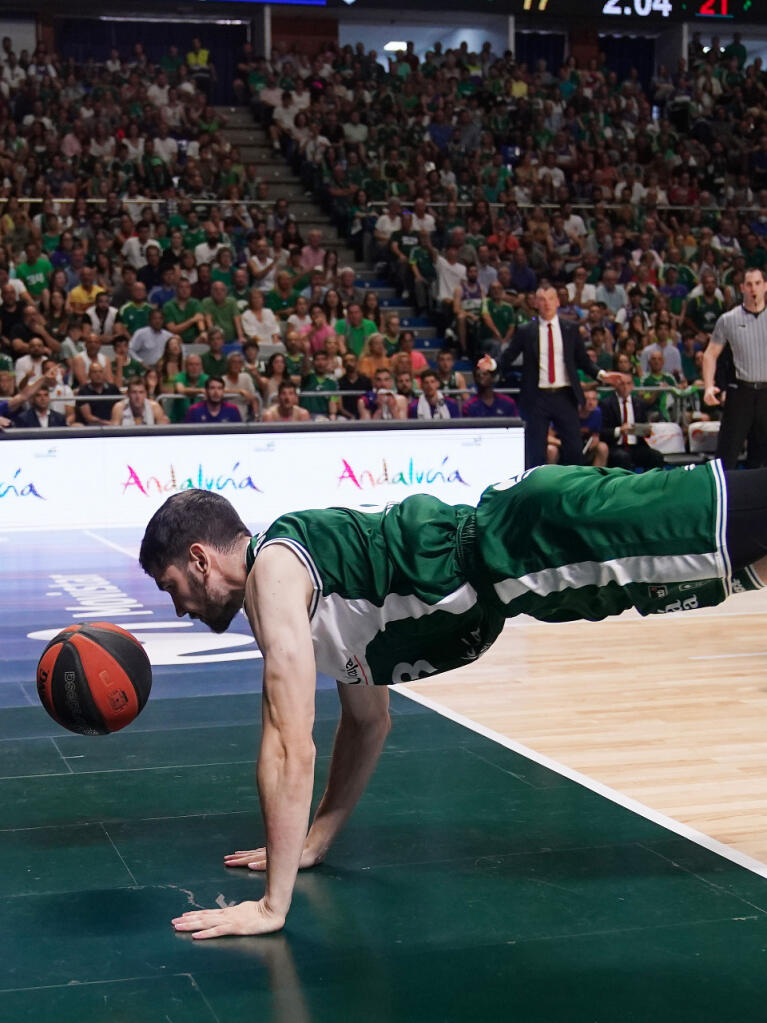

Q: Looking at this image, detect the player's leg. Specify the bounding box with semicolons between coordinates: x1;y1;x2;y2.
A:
630;442;664;471
745;391;767;469
717;389;754;470
473;462;738;622
725;467;767;575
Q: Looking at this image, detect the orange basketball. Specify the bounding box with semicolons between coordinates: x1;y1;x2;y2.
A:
36;622;152;735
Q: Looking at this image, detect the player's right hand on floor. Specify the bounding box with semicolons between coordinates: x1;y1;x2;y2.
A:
224;843;323;871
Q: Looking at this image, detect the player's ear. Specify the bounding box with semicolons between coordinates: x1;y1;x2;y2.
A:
188;542;209;576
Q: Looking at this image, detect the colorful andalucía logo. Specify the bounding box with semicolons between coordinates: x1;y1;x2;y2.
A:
122;462;262;496
338;456;469;490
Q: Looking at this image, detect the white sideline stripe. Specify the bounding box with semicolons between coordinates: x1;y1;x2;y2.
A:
82;530;138;560
113;621;193;630
393;685;767;882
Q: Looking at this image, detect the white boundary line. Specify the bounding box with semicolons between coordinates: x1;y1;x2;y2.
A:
81;529;138;560
394;684;767;881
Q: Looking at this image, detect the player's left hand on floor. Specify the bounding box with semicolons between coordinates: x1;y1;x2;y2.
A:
171;899;285;939
224;843;322;870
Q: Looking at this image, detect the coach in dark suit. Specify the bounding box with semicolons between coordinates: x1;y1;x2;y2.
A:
13;385;68;429
599;376;664;471
500;286;623;469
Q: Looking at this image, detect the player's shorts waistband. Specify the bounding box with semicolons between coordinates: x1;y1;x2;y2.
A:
455;510;483;585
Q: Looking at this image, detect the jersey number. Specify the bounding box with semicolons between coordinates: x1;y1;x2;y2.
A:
392;660;437;684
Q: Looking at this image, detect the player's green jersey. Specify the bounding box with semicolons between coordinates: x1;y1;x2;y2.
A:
246;462;761;687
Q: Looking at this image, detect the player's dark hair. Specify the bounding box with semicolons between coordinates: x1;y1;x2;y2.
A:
139;490;250;578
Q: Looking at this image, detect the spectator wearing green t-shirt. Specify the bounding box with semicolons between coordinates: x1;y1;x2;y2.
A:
201;281;244;344
480;281;516;357
409;231;438;315
172;352;209;423
334;303;377;357
201;328;228;378
160;45;184;77
300;349;339;418
641;351;677;422
684;272;724;339
111;336;145;390
15;242;53;300
183;212;206;251
118;282;154;336
230;268;251;312
211;249;235;290
723;32;747;70
162;278;206;344
389;211;421;297
265;271;301;321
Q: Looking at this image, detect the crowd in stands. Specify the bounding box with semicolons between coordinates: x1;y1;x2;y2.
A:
0;29;765;447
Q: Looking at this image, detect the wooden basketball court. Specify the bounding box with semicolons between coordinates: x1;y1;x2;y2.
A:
406;587;767;869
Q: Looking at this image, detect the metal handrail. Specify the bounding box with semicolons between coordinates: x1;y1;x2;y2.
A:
2;193;756;217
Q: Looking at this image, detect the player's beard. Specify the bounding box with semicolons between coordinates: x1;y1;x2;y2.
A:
194;574;242;634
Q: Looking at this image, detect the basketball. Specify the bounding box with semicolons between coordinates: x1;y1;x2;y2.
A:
36;623;152;735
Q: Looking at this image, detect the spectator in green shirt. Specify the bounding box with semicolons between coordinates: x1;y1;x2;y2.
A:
265;271;301;321
162;277;206;344
300;349;339;418
172;352;209;423
211;249;235;290
389;211;420;296
480;281;516;357
230;268;251;311
641;351;677;422
160;45;184;76
723;32;747;70
183;212;206;250
201;328;228;378
111;336;145;389
300;349;339;417
118;282;154;335
284;331;308;385
334;302;377;356
409;232;438;315
684;272;724;339
202;281;244;344
15;241;53;300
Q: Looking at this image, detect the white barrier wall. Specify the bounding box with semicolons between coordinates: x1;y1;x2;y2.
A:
0;427;525;531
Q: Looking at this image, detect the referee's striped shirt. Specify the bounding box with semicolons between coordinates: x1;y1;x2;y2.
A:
710;304;767;383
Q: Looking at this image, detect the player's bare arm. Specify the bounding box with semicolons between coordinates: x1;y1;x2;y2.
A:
173;543;316;938
306;682;391;861
227;681;391;871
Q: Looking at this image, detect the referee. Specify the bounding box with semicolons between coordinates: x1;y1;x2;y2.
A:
703;267;767;469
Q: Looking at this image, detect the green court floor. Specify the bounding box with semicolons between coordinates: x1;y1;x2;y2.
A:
1;688;765;1022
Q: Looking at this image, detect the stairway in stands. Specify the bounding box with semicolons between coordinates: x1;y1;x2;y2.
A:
216;106;440;358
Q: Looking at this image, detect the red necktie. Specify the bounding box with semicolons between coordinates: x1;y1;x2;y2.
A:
547;323;555;385
622;398;629;447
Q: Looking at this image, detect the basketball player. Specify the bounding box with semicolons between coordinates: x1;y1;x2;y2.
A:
139;461;767;938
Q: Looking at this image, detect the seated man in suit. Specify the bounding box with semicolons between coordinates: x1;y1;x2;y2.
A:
13;383;68;429
599;375;664;471
500;285;623;469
